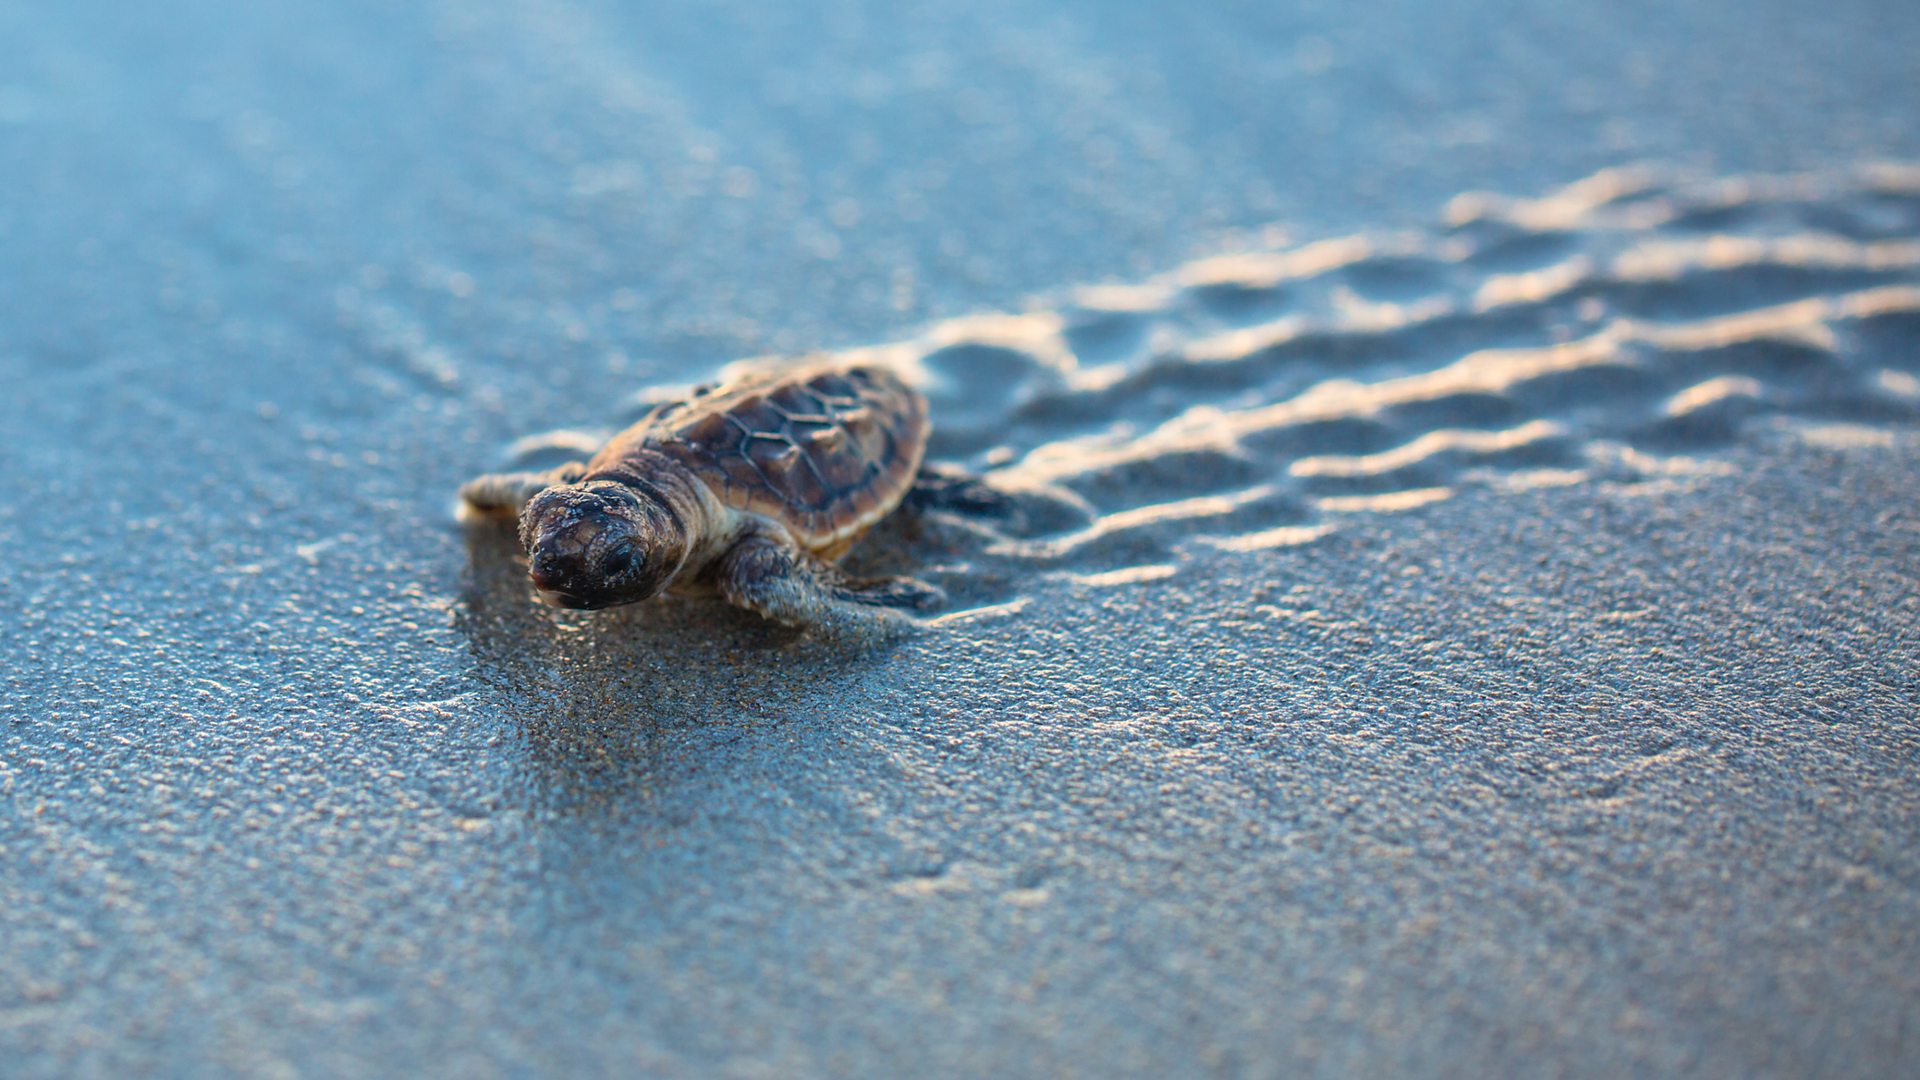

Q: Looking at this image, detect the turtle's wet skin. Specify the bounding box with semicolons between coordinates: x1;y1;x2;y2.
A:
462;361;941;635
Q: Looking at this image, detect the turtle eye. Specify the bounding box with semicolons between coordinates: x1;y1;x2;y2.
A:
600;544;638;577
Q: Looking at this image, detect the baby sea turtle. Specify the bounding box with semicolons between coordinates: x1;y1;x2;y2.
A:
461;361;941;634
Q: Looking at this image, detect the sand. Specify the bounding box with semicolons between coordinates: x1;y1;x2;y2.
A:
4;1;1919;1076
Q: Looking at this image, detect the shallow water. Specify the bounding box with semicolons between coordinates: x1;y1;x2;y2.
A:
5;1;1920;1076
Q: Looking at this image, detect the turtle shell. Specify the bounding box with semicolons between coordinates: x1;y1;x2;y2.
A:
635;361;928;552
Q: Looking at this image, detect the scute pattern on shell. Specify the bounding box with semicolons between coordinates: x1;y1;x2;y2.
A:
646;362;929;546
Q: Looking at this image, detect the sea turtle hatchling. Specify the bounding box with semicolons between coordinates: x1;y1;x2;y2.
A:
460;360;942;634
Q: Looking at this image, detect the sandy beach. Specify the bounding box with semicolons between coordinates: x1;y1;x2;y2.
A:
4;1;1918;1076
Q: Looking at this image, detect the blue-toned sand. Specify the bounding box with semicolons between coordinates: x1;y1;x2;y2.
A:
3;1;1918;1075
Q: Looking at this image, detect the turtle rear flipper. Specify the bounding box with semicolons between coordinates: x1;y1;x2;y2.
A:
905;462;1022;524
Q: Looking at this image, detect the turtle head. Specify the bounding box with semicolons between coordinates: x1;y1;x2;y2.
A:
518;480;687;610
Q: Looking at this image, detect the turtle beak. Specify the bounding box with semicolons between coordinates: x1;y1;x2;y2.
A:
529;560;590;607
535;587;602;610
528;553;571;594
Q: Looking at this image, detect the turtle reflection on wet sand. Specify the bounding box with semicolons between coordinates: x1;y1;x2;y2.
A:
461;361;952;637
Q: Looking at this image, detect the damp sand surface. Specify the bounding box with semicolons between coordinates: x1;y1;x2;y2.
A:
5;2;1920;1077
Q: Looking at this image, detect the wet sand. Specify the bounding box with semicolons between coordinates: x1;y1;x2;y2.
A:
5;1;1920;1076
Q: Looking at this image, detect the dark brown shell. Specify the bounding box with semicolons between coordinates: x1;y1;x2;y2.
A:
634;361;928;550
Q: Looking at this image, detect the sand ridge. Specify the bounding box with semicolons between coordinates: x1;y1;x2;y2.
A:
486;166;1920;616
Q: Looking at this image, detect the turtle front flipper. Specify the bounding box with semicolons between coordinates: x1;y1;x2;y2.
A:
835;574;945;611
716;533;938;637
459;463;587;517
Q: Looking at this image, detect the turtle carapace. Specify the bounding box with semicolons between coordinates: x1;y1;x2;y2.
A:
461;361;940;634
